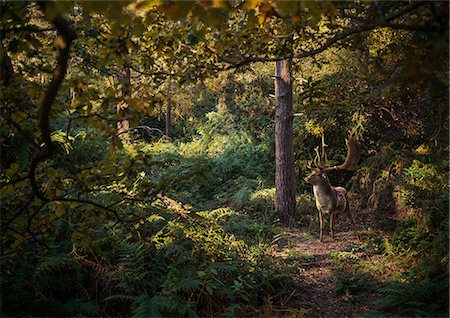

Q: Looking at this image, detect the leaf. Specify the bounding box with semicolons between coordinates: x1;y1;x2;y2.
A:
212;0;230;9
242;0;262;10
135;0;161;11
246;10;257;28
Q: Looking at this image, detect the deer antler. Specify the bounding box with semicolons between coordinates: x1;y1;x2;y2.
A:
323;132;360;172
319;129;327;168
313;146;321;168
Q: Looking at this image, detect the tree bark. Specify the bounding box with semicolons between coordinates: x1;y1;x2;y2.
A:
117;63;133;144
275;58;296;225
165;81;172;139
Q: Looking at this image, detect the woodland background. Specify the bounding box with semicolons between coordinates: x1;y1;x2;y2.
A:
1;1;448;317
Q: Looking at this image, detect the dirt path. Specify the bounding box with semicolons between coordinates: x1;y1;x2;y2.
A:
275;207;397;318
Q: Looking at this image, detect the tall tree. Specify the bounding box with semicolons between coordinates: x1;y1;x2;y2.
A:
275;58;296;225
117;54;133;144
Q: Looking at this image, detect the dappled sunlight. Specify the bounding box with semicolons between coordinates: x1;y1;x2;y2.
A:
1;1;447;317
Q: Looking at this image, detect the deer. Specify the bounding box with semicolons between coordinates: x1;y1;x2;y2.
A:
304;131;361;242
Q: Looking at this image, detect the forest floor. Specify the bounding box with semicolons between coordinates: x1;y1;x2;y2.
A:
273;205;400;318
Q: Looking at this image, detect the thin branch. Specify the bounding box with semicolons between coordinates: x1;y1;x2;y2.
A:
1;194;35;230
53;197;123;222
115;125;165;138
26;200;47;231
0;174;30;187
213;1;429;71
382;22;442;33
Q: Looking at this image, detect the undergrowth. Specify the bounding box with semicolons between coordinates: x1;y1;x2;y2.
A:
347;150;449;317
1;205;292;317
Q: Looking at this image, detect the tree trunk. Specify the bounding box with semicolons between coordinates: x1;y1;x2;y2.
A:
275;58;296;225
165;82;172;139
165;102;171;139
117;64;133;144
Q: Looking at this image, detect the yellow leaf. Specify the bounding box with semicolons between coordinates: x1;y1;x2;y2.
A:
415;144;432;154
71;99;81;107
243;0;262;10
135;0;161;11
257;13;266;24
212;0;229;9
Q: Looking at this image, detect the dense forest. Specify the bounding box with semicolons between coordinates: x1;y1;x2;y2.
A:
1;1;448;317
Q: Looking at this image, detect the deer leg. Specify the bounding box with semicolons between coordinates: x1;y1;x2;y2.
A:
318;209;324;242
330;210;335;240
345;206;360;240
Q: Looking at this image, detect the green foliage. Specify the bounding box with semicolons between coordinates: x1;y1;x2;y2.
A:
124;207;290;316
133;294;198;318
1;1;448;317
2;255;98;317
375;272;449;318
137;108;273;210
2;205;290;317
332;250;379;304
350;151;448;316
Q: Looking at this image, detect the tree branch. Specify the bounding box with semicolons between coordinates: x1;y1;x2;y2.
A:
115;125;165;138
53;197;123;222
214;1;429;71
29;2;76;201
0;174;30;187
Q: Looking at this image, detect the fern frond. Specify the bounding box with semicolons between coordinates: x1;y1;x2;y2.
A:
103;294;134;304
34;256;79;277
132;295;198;318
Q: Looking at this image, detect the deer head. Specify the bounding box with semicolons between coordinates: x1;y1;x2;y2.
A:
305;131;360;185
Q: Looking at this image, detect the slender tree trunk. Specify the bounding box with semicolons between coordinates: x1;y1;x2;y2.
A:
165;82;172;139
165;102;171;138
117;64;133;143
275;58;296;225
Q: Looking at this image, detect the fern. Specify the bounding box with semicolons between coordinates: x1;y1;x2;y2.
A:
376;272;449;317
162;265;200;294
59;298;99;317
34;256;79;277
132;295;198;318
115;241;149;293
103;294;134;304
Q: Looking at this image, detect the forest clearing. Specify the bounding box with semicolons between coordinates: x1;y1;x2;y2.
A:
1;1;448;317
